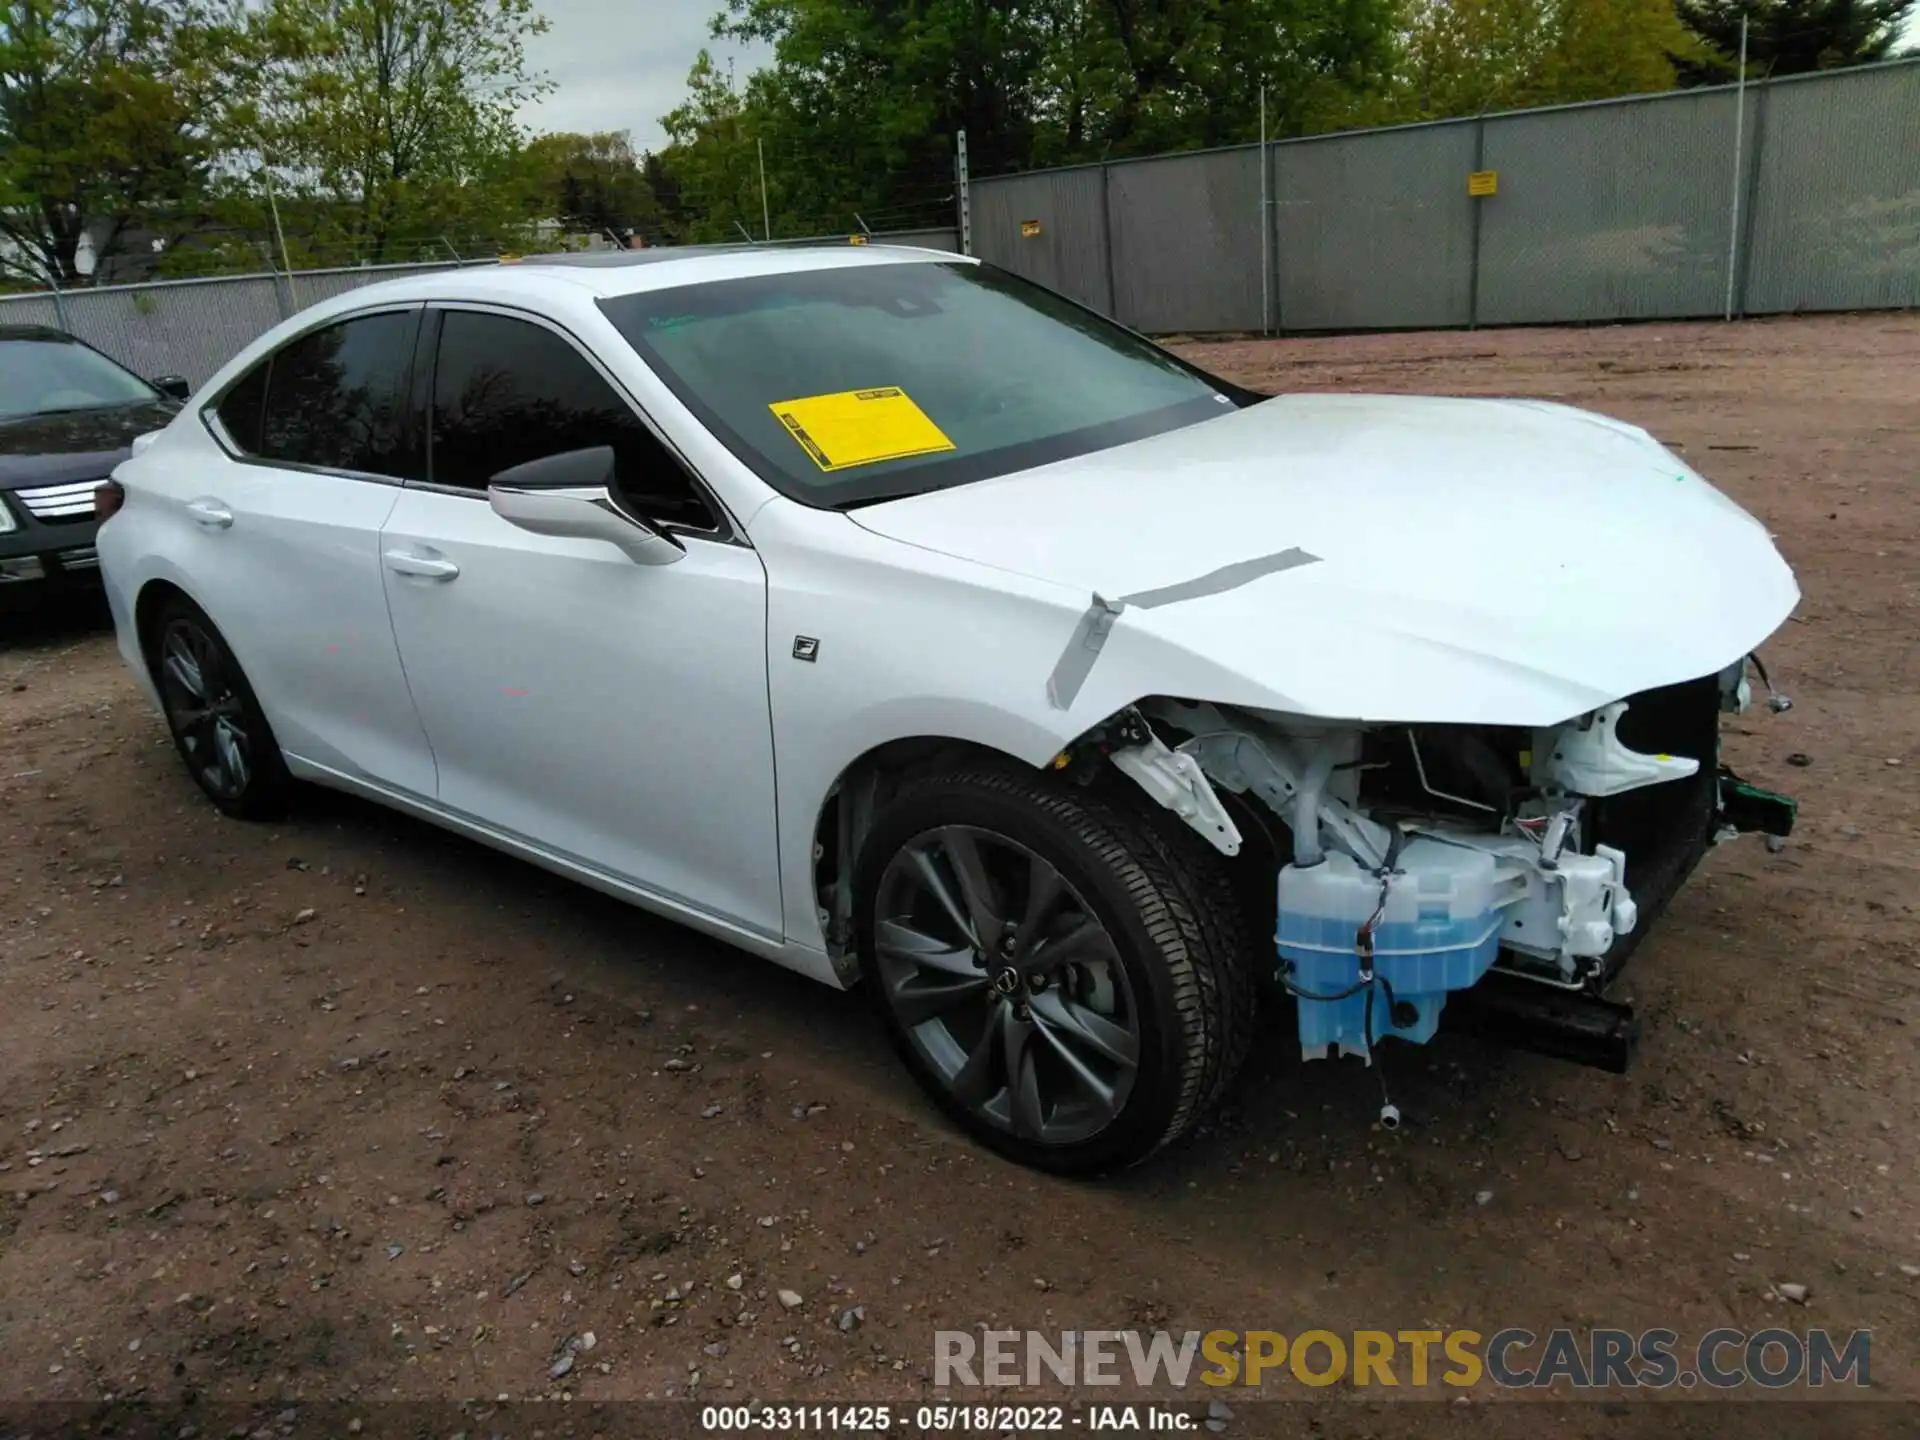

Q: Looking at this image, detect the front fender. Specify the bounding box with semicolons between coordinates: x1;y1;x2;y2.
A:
755;500;1101;951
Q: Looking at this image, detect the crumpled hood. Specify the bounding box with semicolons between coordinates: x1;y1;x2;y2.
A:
849;393;1799;726
0;401;178;489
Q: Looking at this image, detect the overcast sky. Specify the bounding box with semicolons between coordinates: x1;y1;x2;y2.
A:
516;0;766;153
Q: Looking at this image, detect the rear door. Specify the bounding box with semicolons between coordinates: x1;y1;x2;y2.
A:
377;305;783;936
188;305;439;795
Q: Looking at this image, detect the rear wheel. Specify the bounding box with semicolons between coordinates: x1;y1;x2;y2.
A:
148;595;290;820
855;764;1257;1173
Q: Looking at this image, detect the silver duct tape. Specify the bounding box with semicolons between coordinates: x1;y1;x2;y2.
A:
1044;547;1322;711
1118;546;1321;610
1045;593;1126;711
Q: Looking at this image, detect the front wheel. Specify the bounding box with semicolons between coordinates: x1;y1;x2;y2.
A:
854;765;1257;1173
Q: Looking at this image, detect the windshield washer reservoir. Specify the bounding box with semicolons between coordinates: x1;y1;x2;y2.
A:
1279;838;1526;1059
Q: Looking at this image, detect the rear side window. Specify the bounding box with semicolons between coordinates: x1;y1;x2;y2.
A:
429;309;716;529
253;310;422;477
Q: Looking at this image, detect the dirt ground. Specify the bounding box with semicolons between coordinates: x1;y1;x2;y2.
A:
2;312;1917;1438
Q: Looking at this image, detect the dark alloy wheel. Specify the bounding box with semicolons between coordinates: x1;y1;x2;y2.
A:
149;596;290;819
872;824;1142;1146
856;765;1257;1173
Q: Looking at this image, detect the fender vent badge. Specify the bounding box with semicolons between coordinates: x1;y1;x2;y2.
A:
792;636;820;662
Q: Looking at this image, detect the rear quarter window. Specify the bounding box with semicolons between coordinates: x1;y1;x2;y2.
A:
214;361;269;454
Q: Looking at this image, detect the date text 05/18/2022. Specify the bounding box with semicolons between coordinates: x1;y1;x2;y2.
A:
701;1403;1202;1431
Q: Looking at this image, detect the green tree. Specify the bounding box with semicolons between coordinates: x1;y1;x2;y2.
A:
1674;0;1915;82
656;48;774;241
640;150;683;240
0;0;213;285
705;1;1041;235
208;0;552;265
667;0;1401;242
524;129;659;242
1385;0;1711;120
1072;0;1400;152
1537;0;1715;101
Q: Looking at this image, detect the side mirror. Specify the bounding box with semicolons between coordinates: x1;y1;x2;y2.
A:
486;446;684;567
151;375;191;401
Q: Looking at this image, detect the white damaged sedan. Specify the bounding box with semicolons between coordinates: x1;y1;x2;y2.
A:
96;244;1800;1171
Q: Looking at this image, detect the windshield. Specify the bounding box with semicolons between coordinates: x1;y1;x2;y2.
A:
0;336;157;421
599;260;1242;507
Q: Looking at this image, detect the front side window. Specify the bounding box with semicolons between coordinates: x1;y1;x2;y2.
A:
597;260;1242;508
0;336;158;421
428;309;715;529
255;310;421;477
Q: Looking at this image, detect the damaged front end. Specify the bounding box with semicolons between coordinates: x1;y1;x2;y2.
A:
1077;656;1796;1087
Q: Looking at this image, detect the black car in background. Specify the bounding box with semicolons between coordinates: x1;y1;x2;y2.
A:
1;325;189;611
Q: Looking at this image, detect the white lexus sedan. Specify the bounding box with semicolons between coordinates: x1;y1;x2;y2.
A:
97;244;1800;1172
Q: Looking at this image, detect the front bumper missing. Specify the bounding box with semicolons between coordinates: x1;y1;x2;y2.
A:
1446;975;1641;1073
1442;761;1794;1073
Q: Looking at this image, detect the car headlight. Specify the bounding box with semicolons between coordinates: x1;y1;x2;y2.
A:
0;498;18;534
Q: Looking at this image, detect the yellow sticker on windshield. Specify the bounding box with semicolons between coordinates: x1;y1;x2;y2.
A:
769;387;956;472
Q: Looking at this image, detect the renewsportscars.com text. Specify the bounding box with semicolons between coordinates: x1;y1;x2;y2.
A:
933;1327;1871;1391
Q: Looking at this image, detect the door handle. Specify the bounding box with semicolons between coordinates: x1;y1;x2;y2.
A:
185;497;233;530
383;547;460;581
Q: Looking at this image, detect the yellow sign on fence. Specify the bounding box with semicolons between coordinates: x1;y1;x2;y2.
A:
1468;170;1499;197
1021;219;1044;238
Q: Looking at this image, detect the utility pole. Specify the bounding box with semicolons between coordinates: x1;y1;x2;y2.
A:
1259;85;1270;336
44;266;71;333
757;137;772;241
263;160;299;311
1723;13;1749;322
955;130;972;256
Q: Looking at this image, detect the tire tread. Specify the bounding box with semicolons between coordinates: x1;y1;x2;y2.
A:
873;763;1259;1168
149;594;292;821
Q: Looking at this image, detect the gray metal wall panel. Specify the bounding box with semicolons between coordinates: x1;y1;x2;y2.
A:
1271;124;1477;331
1106;148;1263;332
1744;63;1920;313
971;168;1114;314
876;227;959;252
7;62;1916;388
760;228;956;250
758;228;956;250
1477;92;1740;324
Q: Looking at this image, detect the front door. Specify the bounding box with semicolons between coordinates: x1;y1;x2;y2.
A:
378;306;783;937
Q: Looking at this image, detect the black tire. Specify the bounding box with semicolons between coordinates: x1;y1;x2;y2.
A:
146;593;291;820
854;763;1258;1174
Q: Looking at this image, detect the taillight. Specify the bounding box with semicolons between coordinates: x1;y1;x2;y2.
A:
95;480;125;520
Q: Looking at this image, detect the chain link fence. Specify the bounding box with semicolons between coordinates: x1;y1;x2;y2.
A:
19;49;1912;386
971;58;1920;335
0;230;959;387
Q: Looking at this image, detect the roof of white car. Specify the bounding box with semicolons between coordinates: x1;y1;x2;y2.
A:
326;243;971;310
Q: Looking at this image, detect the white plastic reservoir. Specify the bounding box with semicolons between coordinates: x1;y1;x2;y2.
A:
1277;837;1525;1056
